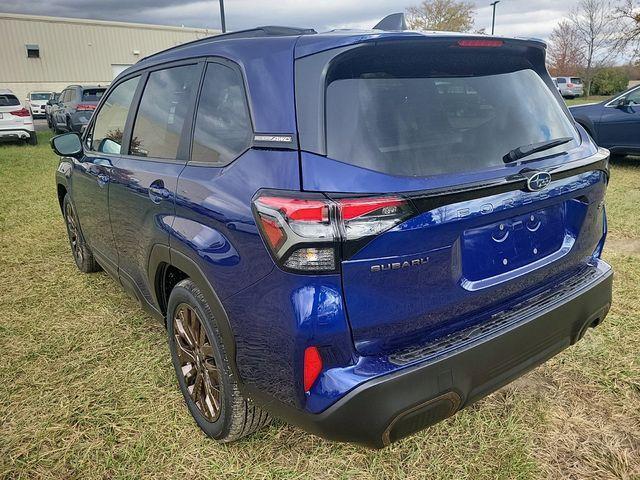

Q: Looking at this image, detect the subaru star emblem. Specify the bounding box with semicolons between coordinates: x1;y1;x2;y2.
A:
526;171;551;192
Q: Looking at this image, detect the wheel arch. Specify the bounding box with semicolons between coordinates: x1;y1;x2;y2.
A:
148;244;242;383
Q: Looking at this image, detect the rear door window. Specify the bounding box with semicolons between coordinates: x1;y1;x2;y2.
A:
322;44;578;177
87;76;140;154
556;78;567;84
130;64;199;160
191;63;252;165
570;78;582;84
82;89;105;102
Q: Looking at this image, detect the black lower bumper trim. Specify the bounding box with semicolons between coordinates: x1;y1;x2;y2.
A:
249;264;613;448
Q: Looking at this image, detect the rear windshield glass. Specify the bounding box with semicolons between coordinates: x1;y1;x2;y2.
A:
30;93;51;101
0;94;19;106
570;78;582;84
82;89;106;101
324;45;578;177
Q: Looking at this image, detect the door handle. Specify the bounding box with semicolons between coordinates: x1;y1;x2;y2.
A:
148;180;171;204
97;173;109;187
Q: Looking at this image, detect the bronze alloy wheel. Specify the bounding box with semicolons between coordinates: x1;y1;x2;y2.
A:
64;201;84;265
173;303;222;422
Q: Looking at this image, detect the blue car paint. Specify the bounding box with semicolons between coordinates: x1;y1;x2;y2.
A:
171;149;300;300
570;86;640;154
54;29;612;439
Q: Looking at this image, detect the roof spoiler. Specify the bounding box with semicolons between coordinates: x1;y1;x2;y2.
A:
373;13;408;31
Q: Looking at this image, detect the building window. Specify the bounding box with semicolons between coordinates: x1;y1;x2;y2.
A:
26;44;40;58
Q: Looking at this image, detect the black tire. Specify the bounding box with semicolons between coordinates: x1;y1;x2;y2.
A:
167;279;270;442
62;195;101;273
27;132;37;146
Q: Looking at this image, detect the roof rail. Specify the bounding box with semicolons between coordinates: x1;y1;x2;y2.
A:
139;25;317;63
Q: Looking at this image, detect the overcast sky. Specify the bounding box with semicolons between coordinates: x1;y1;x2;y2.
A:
1;0;581;40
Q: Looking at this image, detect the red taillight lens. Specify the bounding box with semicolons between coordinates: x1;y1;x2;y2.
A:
253;192;416;272
10;108;30;117
257;196;329;222
76;103;96;111
337;196;414;240
259;215;286;251
303;346;323;392
457;39;504;48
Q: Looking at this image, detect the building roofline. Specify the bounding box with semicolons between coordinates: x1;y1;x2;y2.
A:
0;12;217;34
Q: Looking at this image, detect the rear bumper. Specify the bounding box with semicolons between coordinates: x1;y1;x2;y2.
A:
257;261;612;448
0;128;34;140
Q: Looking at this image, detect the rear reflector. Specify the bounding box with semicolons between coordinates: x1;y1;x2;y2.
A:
10;108;30;117
303;346;323;392
457;39;504;48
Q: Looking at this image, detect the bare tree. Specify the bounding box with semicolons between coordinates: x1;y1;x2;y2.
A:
615;0;640;58
569;0;617;96
406;0;476;32
547;20;586;76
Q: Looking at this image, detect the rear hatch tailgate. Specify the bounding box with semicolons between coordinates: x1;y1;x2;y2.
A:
294;35;610;356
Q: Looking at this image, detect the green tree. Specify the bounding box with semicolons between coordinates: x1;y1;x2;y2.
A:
406;0;476;32
590;67;630;95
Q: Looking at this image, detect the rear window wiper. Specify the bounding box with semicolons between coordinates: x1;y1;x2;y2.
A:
503;137;573;163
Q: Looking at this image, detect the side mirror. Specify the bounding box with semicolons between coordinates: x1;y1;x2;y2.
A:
50;133;83;158
615;97;630;108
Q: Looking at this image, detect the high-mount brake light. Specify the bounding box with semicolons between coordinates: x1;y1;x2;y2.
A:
253;193;416;273
457;39;504;48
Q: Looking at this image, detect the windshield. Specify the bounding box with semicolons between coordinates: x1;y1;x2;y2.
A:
570;78;582;84
325;51;578;177
30;93;51;101
82;89;106;102
0;94;20;107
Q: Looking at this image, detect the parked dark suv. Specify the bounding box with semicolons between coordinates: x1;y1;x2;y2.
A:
51;85;106;133
51;17;613;448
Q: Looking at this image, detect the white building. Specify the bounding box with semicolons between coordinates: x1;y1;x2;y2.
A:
0;13;217;100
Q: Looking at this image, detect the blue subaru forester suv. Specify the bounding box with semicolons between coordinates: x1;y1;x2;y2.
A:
51;17;613;448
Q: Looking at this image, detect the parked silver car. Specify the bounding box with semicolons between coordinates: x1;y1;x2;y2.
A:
553;77;583;98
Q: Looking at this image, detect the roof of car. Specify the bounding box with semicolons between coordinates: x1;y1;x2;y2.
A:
64;84;108;90
0;89;16;95
132;26;547;73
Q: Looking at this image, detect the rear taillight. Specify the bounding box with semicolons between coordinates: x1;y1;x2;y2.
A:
253;192;416;273
567;83;574;88
76;103;96;111
10;108;30;117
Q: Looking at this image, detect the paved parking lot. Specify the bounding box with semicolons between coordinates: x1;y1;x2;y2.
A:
33;118;49;132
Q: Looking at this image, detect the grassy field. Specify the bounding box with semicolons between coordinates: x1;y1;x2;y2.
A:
0;131;638;480
565;95;610;106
